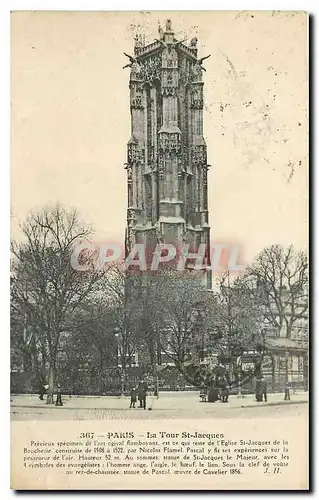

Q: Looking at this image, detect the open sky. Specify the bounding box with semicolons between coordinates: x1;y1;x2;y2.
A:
11;11;308;263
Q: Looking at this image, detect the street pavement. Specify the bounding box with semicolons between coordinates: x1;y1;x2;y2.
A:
11;391;308;421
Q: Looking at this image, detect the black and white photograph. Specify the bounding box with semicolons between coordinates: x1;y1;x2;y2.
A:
10;10;309;490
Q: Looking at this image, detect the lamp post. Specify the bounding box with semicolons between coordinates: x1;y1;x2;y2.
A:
154;331;162;399
153;363;159;399
284;350;290;401
114;327;125;398
236;355;243;398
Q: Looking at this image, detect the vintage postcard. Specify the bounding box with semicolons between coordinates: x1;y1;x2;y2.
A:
10;10;308;490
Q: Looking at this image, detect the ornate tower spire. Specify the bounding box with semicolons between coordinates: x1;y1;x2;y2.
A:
124;20;211;286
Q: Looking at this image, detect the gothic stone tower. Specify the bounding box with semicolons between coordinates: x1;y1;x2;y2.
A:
124;20;211;285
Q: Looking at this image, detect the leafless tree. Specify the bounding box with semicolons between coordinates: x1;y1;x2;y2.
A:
212;271;264;381
102;264;147;395
245;245;308;338
104;266;217;387
11;204;105;403
146;269;216;379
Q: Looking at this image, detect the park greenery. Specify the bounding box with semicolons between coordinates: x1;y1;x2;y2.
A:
11;205;308;401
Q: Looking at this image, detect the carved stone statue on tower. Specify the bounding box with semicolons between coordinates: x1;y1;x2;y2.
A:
134;34;143;53
165;19;172;32
189;37;198;48
158;23;164;40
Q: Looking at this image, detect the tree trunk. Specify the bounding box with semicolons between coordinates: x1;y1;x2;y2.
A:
153;363;159;398
237;371;243;398
46;363;55;404
228;345;233;383
120;369;125;398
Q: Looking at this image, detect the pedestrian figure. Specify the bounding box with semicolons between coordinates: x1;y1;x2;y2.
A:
284;381;291;401
200;385;207;402
38;383;46;401
138;379;147;409
130;387;137;408
207;385;218;403
220;378;229;403
255;378;262;402
261;377;267;402
220;376;229;403
55;384;63;406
